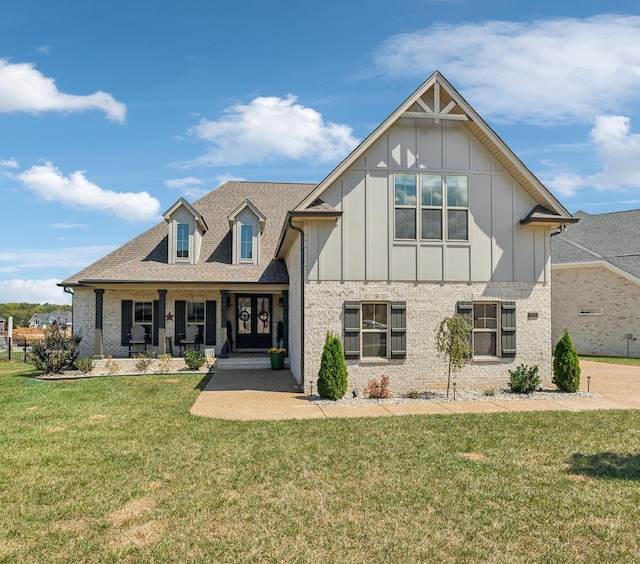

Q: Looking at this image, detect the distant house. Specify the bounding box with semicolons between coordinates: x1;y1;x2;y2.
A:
28;310;72;330
61;72;576;391
0;317;4;333
552;209;640;358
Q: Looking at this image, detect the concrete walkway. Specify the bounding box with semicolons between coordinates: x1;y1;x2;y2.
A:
190;360;640;421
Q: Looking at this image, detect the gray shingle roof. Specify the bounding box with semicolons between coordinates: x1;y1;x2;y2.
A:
551;209;640;279
61;181;316;286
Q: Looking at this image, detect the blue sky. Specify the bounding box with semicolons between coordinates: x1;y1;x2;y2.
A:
3;0;640;304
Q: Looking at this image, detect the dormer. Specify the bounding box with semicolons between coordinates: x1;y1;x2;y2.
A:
227;199;265;265
163;198;208;265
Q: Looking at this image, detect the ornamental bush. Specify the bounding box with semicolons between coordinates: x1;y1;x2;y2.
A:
29;325;81;374
317;332;348;400
508;364;540;394
184;349;205;371
553;329;581;393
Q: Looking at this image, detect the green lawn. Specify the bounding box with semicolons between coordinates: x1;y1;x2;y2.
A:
580;355;640;366
2;360;640;563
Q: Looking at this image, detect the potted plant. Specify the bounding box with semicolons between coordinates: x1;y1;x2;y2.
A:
268;347;286;370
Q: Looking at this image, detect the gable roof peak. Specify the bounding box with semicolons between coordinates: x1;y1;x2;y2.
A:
227;198;267;233
163;197;208;232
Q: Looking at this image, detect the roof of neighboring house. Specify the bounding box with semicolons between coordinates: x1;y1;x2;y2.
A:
61;181;316;286
551;209;640;280
30;310;72;324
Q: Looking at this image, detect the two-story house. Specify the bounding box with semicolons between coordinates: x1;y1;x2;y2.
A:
61;72;577;391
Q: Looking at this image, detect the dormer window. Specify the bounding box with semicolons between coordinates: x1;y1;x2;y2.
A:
163;198;208;265
240;224;253;260
177;223;189;259
228;199;265;266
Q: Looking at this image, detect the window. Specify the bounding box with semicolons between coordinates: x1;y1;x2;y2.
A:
395;174;468;241
457;301;516;358
473;303;497;356
134;301;153;341
578;306;603;316
177;223;189;259
343;301;406;359
187;302;204;324
240;224;253;260
362;303;388;358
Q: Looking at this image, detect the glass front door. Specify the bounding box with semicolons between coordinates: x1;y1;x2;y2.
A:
236;295;272;349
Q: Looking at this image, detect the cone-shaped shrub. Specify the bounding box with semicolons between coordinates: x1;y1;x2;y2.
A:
317;332;348;400
553;329;581;393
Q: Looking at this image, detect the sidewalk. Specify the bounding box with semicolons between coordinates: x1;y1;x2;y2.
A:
190;360;640;421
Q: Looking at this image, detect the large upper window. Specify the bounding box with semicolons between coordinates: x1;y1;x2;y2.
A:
240;224;253;260
176;223;189;259
395;174;468;241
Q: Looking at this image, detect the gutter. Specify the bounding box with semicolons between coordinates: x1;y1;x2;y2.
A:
288;216;305;388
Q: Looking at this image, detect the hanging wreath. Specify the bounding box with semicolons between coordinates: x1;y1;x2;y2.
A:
258;310;269;329
239;309;250;329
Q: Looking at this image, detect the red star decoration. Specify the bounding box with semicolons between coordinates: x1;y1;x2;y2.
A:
166;312;174;321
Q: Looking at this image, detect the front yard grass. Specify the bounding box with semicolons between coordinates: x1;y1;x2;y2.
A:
2;361;640;563
580;355;640;366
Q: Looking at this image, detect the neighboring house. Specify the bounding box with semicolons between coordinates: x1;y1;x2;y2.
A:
0;317;4;333
551;209;640;358
28;310;73;329
61;72;576;391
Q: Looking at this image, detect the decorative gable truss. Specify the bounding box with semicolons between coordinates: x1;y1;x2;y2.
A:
227;199;266;265
163;197;208;265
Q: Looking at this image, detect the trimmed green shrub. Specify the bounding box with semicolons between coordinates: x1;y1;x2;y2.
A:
317;332;348;400
508;364;540;394
29;325;81;374
75;356;93;374
554;329;581;392
184;349;205;371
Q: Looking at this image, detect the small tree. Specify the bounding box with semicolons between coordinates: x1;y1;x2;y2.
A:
317;332;348;400
436;315;473;398
553;329;581;392
29;325;81;374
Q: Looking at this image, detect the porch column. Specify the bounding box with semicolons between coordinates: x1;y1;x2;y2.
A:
282;290;289;352
94;289;104;359
220;289;229;358
158;289;167;355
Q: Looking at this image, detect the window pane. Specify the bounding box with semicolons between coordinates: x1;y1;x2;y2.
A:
240;224;253;259
374;304;387;328
134;302;152;324
474;303;497;329
421;175;442;206
473;332;496;356
237;297;251;334
177;223;189;258
421;209;442;239
256;297;270;335
447;176;468;207
362;303;375;329
395;208;416;239
395;174;417;206
447;210;468;240
187;302;205;324
362;333;387;358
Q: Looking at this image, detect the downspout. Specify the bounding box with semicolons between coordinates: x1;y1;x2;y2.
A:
288;216;305;389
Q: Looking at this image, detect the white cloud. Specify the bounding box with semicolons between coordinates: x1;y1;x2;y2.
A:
544;115;640;196
0;245;115;272
46;222;88;230
165;176;209;200
0;279;71;304
0;59;126;122
180;95;359;167
18;162;160;222
372;15;640;124
0;158;18;168
35;45;51;55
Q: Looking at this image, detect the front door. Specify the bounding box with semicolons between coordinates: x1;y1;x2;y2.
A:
236;295;272;349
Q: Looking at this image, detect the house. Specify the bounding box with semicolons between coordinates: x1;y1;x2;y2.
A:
551;209;640;358
28;310;73;330
61;72;576;392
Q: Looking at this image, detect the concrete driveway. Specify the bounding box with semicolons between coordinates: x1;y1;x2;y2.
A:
190;360;640;421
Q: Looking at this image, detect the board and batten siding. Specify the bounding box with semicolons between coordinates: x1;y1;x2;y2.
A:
306;118;548;284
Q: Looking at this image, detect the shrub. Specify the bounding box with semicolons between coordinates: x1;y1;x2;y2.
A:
436;315;473;398
554;329;581;392
508;364;540;394
75;357;93;374
184;349;205;371
317;332;348;400
483;388;496;397
29;326;81;374
157;353;173;374
405;389;421;399
134;351;155;373
366;375;391;399
104;356;120;375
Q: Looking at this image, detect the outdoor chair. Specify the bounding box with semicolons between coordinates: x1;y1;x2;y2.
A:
180;324;200;355
128;324;148;357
